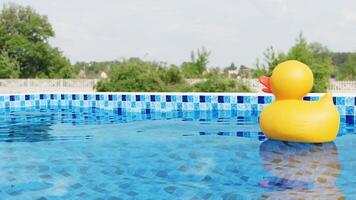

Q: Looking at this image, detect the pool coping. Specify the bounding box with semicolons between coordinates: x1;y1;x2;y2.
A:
0;92;355;124
0;92;353;97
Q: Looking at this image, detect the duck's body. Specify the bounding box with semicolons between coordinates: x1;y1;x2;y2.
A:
259;60;340;143
260;93;340;143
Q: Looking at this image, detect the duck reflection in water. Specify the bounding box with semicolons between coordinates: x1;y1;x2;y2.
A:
259;140;344;200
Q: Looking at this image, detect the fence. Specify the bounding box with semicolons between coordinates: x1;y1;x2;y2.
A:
243;79;356;93
328;80;356;93
0;79;98;93
0;79;356;93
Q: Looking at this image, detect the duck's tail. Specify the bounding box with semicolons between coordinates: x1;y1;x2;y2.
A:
319;93;334;106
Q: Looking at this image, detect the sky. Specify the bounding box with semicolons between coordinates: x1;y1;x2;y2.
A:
1;0;356;67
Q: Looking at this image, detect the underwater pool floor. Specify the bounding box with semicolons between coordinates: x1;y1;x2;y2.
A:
0;108;355;199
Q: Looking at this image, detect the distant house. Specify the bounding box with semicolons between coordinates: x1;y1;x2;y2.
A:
227;70;239;79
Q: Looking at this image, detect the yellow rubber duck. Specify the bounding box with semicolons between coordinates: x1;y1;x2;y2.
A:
259;60;340;143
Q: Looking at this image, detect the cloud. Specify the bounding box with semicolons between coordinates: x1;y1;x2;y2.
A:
2;0;356;67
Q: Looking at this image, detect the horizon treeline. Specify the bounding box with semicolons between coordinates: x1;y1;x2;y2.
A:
1;3;356;92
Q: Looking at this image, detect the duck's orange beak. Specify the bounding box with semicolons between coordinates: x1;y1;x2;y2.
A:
259;76;272;93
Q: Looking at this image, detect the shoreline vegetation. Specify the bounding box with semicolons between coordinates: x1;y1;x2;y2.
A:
1;3;356;93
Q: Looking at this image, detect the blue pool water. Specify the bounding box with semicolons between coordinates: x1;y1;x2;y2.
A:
0;107;355;199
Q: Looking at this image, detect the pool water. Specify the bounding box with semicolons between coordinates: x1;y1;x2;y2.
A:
0;107;355;200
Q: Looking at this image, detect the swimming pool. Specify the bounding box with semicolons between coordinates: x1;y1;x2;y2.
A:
0;93;355;199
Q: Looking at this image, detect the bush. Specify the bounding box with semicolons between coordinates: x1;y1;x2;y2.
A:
96;58;193;92
159;65;185;85
96;57;251;93
96;58;165;92
193;72;251;92
0;51;20;78
236;81;252;92
181;48;210;78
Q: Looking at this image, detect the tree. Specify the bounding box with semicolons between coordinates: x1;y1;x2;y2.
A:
332;52;351;67
256;34;333;92
223;62;238;75
0;3;73;78
96;58;165;92
157;64;193;91
228;62;237;71
159;65;185;85
0;51;20;78
337;53;356;80
252;58;269;78
193;69;251;92
182;47;210;78
223;62;237;72
286;36;333;92
263;46;287;73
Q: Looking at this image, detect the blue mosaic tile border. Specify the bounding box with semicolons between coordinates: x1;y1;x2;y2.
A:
0;93;355;124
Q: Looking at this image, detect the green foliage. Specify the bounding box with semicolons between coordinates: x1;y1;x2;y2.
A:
162;83;193;92
251;58;269;78
96;58;193;92
73;60;121;78
310;62;332;92
263;46;287;73
159;65;184;85
158;64;192;92
182;47;210;78
227;63;237;71
336;53;356;80
237;81;251;92
96;57;251;92
205;67;221;77
256;34;333;92
251;67;268;78
96;58;165;92
193;71;251;92
193;78;234;92
287;37;333;92
223;62;237;74
0;3;73;78
332;52;351;67
0;51;20;78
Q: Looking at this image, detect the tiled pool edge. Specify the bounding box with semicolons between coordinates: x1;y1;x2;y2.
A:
0;92;355;124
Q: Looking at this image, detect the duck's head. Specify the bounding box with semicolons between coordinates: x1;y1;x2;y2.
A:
259;60;313;100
